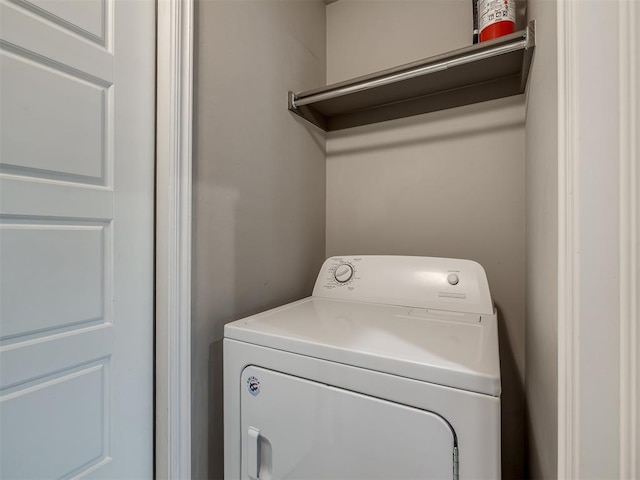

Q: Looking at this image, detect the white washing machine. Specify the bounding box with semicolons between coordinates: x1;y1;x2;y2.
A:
224;256;501;479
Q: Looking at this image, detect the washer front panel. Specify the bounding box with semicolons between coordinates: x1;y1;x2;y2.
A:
240;366;455;479
224;339;501;480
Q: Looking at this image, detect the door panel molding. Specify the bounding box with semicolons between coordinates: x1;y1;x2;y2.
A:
9;0;109;46
0;222;109;342
0;1;113;81
0;45;111;185
0;359;110;478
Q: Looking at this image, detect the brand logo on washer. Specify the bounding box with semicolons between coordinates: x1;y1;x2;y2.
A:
246;376;260;396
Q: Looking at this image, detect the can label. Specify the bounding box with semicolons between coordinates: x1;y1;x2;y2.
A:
478;0;515;32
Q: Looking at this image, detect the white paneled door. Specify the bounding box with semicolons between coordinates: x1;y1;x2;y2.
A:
0;0;155;478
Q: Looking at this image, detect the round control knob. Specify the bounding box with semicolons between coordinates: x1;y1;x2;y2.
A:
334;264;354;283
447;273;459;286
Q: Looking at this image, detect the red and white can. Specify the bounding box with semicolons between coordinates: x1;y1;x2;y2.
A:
478;0;516;42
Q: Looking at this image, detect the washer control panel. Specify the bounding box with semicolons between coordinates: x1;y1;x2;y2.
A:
333;263;355;283
447;273;459;285
312;255;493;315
322;259;359;289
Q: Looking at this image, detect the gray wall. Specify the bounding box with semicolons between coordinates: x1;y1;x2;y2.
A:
524;0;558;478
192;1;326;478
326;1;527;478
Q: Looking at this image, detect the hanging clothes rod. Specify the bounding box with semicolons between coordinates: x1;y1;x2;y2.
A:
290;27;531;109
288;22;535;131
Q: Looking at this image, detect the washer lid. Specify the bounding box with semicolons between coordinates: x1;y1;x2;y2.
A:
224;297;501;396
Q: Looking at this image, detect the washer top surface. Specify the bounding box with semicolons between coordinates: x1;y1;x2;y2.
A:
225;297;500;396
225;256;501;396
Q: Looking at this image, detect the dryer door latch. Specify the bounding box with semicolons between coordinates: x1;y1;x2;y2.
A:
247;427;272;479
